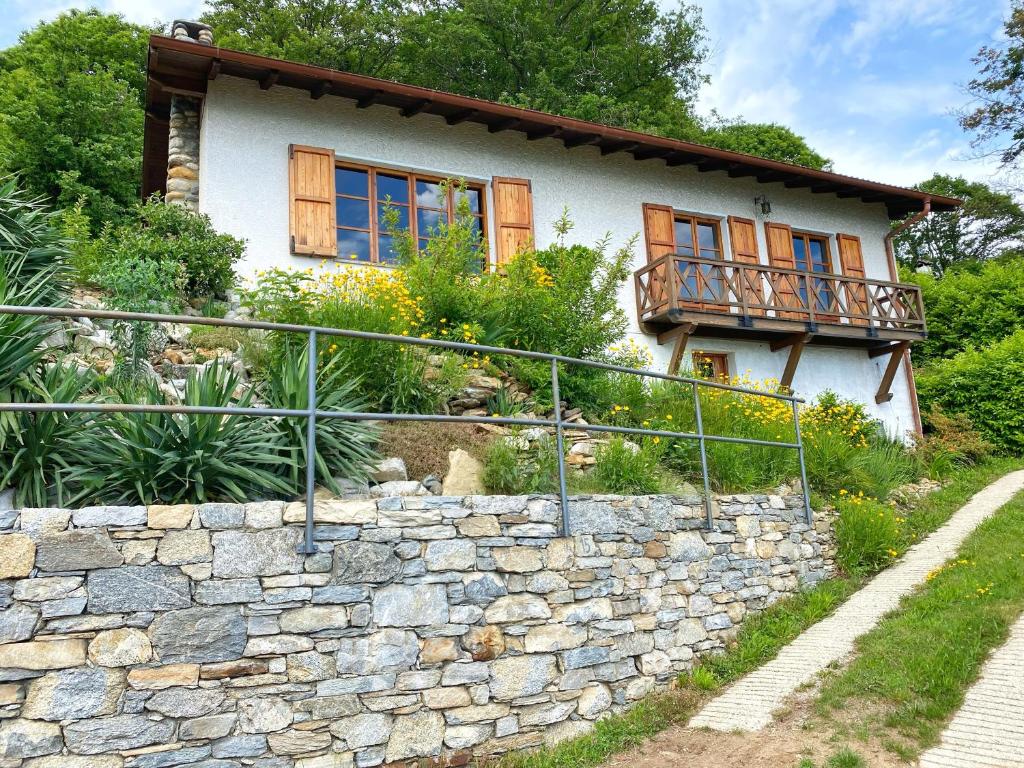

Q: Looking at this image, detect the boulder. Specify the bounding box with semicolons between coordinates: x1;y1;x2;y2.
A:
86;566;190;613
370;457;408;483
442;449;484;495
0;534;35;579
212;529;304;578
87;628;153;667
0;638;86;670
489;654;559;700
0;604;39;644
148;607;247;664
333;541;401;584
63;714;175;755
22;667;124;721
385;710;444;762
145;685;225;718
372;584;448;627
36;530;123;571
0;719;63;759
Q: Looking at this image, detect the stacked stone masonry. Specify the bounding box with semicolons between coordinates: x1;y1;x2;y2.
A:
0;492;834;767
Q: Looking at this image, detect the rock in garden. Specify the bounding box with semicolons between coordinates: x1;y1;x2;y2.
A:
370;457;408;483
86;566;190;613
0;534;35;579
22;667;125;721
36;530;123;571
148;607;247;664
212;529;303;578
63;714;175;754
442;449;484;495
333;541;401;584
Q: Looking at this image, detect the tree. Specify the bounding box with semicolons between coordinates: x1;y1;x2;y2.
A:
962;2;1024;169
0;11;152;226
201;0;406;77
699;121;831;170
891;174;1024;275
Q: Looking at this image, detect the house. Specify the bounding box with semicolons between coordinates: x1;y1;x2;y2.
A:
143;21;960;438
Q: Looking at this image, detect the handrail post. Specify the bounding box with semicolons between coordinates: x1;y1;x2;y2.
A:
299;329;318;554
550;358;570;536
692;381;714;529
792;399;813;525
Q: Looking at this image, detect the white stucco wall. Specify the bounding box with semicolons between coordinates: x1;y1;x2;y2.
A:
198;75;917;438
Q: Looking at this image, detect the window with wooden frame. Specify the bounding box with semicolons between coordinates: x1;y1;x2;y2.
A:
334;162;486;265
692;351;730;381
791;230;836;312
674;214;726;306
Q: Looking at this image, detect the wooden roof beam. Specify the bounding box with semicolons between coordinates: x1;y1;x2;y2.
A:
632;147;672;161
400;99;431;117
445;108;478;125
488;117;522;133
356;90;382;109
783;177;814;189
208;59;221;80
600;141;639;156
527;125;560;141
259;70;279;90
310;80;332;100
727;164;758;178
697;158;729;173
874;341;910;404
771;332;814;391
563;133;601;149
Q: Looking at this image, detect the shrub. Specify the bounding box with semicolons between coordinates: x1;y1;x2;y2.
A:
72;359;292;504
834;494;904;574
913;407;992;479
482;436;560;495
906;258;1024;366
0;363;98;507
590;438;663;494
84;196;244;298
916;329;1024;454
261;341;380;493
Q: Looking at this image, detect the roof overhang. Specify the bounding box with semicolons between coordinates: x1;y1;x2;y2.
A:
144;34;961;218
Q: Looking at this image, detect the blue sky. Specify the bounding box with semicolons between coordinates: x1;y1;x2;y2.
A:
0;0;1013;189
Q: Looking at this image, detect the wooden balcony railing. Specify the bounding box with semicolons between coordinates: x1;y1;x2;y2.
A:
634;254;926;341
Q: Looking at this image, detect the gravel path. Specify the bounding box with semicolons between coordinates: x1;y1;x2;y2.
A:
688;470;1024;733
918;614;1024;768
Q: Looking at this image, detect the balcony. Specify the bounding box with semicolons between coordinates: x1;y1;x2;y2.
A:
634;254;926;398
635;253;926;345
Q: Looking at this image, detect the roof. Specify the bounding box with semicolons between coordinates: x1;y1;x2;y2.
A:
144;34;961;218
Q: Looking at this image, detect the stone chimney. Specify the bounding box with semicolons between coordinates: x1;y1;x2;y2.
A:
165;21;213;210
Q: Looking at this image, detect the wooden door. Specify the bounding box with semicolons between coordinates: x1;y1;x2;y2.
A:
837;233;869;326
764;222;803;319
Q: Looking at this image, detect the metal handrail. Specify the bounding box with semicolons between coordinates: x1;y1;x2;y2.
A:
0;304;814;553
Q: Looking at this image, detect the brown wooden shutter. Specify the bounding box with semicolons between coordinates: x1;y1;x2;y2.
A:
728;215;764;315
492;177;534;264
837;233;869;325
764;222;802;318
642;203;676;261
289;144;337;257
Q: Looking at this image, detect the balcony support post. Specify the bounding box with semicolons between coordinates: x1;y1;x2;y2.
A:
771;332;813;391
874;341;910;404
665;322;698;376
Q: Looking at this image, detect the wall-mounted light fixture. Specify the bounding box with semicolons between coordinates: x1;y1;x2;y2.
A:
754;195;772;217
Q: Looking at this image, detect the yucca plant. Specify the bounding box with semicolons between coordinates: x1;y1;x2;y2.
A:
1;363;100;507
261;340;379;495
71;359;293;504
0;176;71;306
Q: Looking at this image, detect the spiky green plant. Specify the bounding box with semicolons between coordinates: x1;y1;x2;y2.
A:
1;362;99;507
71;359;293;504
261;340;379;494
0;176;71;306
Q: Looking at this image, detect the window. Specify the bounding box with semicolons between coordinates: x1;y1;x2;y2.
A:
335;163;486;265
674;215;724;302
791;231;835;312
692;352;729;381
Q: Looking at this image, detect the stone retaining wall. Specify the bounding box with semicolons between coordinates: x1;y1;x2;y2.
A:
0;492;834;767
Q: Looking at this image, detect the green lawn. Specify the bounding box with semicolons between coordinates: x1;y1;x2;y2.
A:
817;487;1024;759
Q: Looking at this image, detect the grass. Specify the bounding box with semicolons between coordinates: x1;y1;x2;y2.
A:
816;488;1024;758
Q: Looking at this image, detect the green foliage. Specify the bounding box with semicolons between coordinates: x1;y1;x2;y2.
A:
0;363;98;508
590;438;663;495
826;750;866;768
905;257;1024;365
72;359;292;504
916;329;1024;454
0;177;72;306
700;121;832;170
962;4;1024;169
0;10;151;226
260;341;380;493
914;407;992;480
482;436;560;495
893;175;1024;275
485;384;528;417
834;495;903;575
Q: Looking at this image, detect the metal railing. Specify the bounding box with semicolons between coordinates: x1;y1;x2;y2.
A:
0;304;813;553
